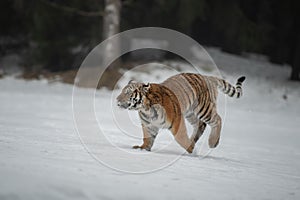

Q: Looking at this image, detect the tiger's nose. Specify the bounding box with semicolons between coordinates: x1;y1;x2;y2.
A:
116;99;121;106
117;101;121;107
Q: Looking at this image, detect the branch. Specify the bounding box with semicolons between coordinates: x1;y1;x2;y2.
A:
39;0;104;17
122;0;135;6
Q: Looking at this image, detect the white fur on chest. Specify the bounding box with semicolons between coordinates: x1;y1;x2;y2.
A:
139;104;169;128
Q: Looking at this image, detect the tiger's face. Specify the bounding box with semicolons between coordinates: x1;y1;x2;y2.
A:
116;80;150;110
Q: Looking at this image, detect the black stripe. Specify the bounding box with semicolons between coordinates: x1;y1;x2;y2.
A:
151;107;158;119
139;111;150;124
200;103;210;120
203;109;212;122
222;80;227;91
225;84;231;94
190;79;203;107
191;74;207;108
204;113;211;122
191;74;205;90
196;94;207;116
229;87;236;97
133;91;137;99
195;91;206;116
164;87;177;115
132;92;141;108
137;94;143;105
182;74;196;102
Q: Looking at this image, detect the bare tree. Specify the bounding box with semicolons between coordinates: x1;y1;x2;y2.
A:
102;0;122;69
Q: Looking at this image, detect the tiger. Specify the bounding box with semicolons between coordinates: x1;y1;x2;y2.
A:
116;73;245;153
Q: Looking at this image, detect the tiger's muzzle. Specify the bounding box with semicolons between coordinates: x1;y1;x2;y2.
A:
117;101;130;109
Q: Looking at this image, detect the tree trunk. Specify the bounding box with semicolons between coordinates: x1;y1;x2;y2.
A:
290;1;300;81
102;0;121;69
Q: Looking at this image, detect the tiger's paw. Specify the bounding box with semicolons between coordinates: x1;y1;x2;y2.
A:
186;145;194;154
208;137;220;148
132;145;151;151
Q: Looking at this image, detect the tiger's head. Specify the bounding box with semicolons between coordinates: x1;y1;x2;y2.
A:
116;80;150;110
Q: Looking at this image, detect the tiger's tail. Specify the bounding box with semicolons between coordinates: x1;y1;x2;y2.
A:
217;76;246;98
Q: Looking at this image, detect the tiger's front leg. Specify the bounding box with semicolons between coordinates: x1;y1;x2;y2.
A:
132;124;158;151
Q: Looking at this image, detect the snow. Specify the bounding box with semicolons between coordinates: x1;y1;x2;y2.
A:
1;48;300;199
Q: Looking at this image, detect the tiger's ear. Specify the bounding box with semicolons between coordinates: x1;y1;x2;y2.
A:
142;83;150;93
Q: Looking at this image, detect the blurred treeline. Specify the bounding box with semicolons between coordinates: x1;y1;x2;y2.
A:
0;0;299;80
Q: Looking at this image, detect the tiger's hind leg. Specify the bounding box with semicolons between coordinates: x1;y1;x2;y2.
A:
207;113;222;148
185;113;207;144
193;121;207;144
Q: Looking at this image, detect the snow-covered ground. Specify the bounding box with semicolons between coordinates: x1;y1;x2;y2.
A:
1;48;300;200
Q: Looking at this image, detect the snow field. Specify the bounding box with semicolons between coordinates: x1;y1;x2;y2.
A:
0;48;300;199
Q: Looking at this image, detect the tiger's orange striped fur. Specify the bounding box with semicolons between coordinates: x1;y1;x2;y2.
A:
116;73;245;153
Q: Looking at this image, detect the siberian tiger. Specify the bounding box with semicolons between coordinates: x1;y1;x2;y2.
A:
116;73;245;153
